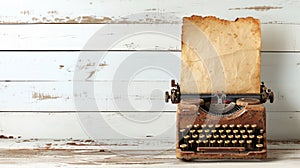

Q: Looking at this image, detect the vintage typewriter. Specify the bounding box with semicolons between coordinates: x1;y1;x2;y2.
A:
165;80;274;160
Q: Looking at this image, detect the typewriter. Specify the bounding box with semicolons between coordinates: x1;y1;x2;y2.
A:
165;80;274;160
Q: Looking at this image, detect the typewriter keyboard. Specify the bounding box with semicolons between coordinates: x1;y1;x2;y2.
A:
179;124;265;152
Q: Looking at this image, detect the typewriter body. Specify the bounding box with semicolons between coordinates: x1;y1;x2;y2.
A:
165;80;274;160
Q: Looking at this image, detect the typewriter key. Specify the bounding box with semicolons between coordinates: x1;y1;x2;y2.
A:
204;129;210;134
249;135;255;139
190;129;196;134
203;140;209;147
240;130;246;134
246;140;253;149
244;124;250;129
180;144;188;151
226;129;232;134
221;134;227;139
215;124;221;128
236;124;242;129
206;135;212;139
257;135;263;143
199;134;205;139
239;140;245;147
224;140;230;147
210;140;216;147
218;130;224;134
201;124;207;128
208;124;214;128
256;144;264;150
188;140;195;150
233;130;239;134
217;140;224;146
197;129;203;134
228;135;234;140
247;130;253;134
235;134;241;139
242;135;248;139
196;140;202;147
211;129;217;134
232;140;237;147
213;134;219;139
192;134;198;139
194;124;200;129
186;124;193;129
222;124;228;129
183;135;190;143
229;124;235;129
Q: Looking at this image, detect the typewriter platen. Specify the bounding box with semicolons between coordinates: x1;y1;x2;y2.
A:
165;80;274;160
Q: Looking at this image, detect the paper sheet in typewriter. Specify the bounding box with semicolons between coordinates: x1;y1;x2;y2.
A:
181;16;261;94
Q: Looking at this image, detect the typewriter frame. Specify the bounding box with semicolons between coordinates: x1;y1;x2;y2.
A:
165;80;273;160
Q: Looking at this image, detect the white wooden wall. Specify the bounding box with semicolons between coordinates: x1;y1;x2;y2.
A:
0;0;300;142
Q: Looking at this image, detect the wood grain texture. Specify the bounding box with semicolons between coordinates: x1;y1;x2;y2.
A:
0;0;299;24
0;112;299;140
0;24;299;51
0;52;297;112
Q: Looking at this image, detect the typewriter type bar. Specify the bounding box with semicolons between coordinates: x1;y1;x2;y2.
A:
165;80;273;160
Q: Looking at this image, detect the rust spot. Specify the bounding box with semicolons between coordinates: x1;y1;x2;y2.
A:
32;92;61;100
59;65;64;69
229;6;283;11
79;16;112;23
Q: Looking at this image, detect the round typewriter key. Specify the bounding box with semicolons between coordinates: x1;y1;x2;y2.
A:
256;144;264;150
257;135;263;143
180;144;188;151
221;134;227;139
222;124;228;129
233;130;239;134
188;140;195;150
218;130;224;134
244;124;250;129
247;130;253;134
224;140;230;147
246;140;253;149
226;129;232;134
217;140;224;146
229;124;235;129
242;135;248;139
192;134;198;139
203;140;209;147
199;134;205;139
183;135;190;143
204;129;210;133
186;124;193;129
235;134;241;139
197;129;203;134
249;135;255;139
236;124;242;129
196;140;202;146
240;130;246;134
232;140;237;147
206;135;212;139
251;124;257;129
228;135;234;139
213;134;219;139
259;129;264;134
208;124;214;128
211;129;217;134
239;140;245;147
189;129;196;134
201;124;207;128
194;124;200;129
210;140;216;147
215;124;221;128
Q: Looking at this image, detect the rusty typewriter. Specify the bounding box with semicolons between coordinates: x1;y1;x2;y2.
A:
165;80;274;160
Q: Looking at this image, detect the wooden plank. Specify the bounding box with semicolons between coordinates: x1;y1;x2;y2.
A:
0;24;299;51
0;0;299;24
0;147;299;167
0;112;299;140
0;52;298;112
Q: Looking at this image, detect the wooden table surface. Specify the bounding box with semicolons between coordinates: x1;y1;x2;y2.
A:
0;140;299;167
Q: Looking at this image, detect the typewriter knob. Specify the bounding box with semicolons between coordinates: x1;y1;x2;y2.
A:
165;91;170;103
